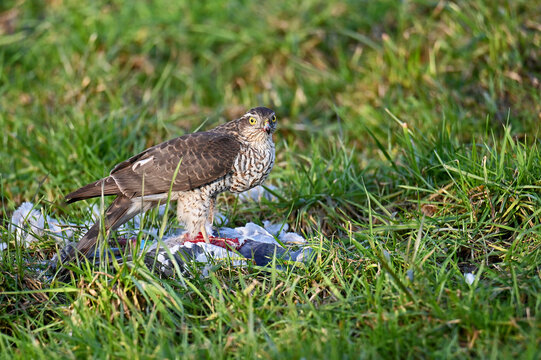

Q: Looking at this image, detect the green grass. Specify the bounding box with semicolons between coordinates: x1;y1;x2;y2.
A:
1;0;541;358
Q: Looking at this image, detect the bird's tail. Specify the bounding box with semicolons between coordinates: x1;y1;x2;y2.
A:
65;177;119;204
59;196;153;266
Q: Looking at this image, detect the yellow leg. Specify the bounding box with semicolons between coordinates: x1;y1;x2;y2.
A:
201;224;210;244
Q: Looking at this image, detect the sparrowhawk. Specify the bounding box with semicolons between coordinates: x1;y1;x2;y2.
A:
61;107;277;264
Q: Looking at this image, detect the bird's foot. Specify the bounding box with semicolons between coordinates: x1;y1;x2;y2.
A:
184;232;241;250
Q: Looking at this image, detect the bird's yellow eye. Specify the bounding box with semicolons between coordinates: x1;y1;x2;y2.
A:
249;117;257;125
271;115;277;122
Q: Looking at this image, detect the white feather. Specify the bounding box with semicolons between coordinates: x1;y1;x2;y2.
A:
131;156;154;171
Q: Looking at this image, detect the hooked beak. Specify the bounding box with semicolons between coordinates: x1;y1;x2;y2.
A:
264;120;271;134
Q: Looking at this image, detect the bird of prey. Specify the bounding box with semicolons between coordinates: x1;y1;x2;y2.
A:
60;107;277;264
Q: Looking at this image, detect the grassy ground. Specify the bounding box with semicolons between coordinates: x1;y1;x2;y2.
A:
1;0;541;358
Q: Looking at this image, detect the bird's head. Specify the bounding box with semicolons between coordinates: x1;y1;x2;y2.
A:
237;107;277;142
212;106;277;142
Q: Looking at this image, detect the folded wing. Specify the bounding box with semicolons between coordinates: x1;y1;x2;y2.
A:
65;132;241;203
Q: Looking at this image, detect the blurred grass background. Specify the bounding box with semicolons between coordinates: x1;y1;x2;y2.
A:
1;0;540;358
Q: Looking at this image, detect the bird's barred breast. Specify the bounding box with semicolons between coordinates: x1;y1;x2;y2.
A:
230;143;275;193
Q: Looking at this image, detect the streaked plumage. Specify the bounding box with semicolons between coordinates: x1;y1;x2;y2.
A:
60;107;277;264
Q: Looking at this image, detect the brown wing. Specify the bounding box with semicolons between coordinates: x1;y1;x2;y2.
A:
66;131;240;202
110;131;240;197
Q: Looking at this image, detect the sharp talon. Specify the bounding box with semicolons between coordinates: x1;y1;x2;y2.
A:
182;233;240;250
